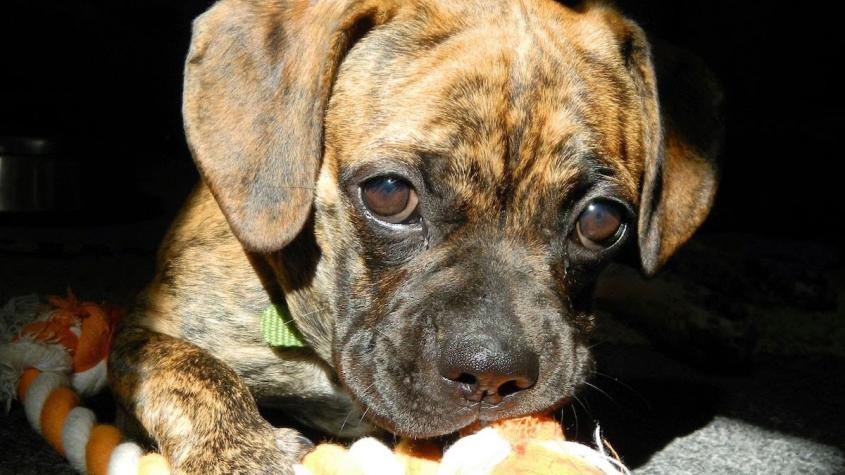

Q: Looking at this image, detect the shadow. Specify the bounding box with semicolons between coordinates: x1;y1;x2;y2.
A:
562;352;720;467
566;343;845;469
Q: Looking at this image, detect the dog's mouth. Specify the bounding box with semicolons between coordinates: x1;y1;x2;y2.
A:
351;386;575;440
448;395;575;431
333;301;593;439
333;334;592;440
338;398;574;458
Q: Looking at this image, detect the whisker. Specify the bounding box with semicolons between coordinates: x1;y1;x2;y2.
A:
276;307;332;329
299;306;330;317
583;381;620;407
553;405;564;424
551;407;565;437
282;306;330;325
593;372;651;409
358;405;371;425
573;393;594;419
339;381;375;435
338;408;354;436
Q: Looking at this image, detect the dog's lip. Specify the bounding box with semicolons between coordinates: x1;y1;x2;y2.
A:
456;394;574;431
474;395;570;421
372;396;574;440
347;373;576;439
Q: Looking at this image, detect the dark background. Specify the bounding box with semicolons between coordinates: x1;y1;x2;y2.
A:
1;0;843;240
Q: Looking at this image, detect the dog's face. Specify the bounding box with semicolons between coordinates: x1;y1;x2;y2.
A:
183;0;721;438
316;5;651;436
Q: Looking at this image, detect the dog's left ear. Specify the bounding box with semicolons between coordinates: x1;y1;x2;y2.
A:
615;18;724;276
183;0;399;252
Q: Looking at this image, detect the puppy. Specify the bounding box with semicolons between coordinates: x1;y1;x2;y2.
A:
109;0;721;473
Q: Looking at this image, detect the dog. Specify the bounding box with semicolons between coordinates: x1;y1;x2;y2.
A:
108;0;721;473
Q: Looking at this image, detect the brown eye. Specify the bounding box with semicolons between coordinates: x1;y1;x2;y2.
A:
361;176;420;224
575;200;624;250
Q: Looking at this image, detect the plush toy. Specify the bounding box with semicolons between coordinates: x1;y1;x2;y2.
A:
1;293;627;475
296;413;628;475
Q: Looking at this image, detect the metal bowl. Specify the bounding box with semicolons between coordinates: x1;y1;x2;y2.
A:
0;137;82;212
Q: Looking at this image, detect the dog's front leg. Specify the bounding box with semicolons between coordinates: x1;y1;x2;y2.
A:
109;325;312;475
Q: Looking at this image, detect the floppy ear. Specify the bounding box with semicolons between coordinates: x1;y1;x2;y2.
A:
627;27;724;276
183;0;398;252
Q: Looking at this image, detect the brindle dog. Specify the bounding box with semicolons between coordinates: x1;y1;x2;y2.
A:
108;0;721;473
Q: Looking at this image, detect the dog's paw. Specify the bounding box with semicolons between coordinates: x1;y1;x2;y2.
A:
237;425;311;475
174;424;308;475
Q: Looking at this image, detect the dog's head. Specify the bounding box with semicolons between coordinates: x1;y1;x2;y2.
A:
183;0;721;437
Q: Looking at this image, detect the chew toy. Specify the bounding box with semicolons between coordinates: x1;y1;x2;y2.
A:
1;293;627;474
0;292;169;475
296;413;628;474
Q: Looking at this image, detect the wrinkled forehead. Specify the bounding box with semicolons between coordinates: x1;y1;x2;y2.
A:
325;1;646;222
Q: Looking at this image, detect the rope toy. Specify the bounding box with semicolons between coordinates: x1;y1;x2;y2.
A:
1;293;628;474
0;292;169;475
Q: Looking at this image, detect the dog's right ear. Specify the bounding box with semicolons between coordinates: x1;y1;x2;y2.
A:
183;0;398;252
636;38;724;276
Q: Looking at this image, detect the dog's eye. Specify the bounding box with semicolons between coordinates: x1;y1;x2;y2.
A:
361;176;420;224
575;200;625;250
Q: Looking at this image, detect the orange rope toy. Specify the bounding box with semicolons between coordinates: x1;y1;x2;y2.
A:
0;292;169;475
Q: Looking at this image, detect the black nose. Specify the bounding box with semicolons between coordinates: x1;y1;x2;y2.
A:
438;334;539;405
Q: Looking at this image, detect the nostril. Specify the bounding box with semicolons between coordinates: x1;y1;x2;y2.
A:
443;371;536;404
438;334;539;404
496;380;522;398
454;373;477;386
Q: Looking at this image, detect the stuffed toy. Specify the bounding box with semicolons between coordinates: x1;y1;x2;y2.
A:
296;414;628;474
1;293;627;475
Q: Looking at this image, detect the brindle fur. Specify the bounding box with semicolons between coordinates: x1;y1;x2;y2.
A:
109;0;721;473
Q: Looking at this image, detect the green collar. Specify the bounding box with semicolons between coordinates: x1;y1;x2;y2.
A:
260;302;307;348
